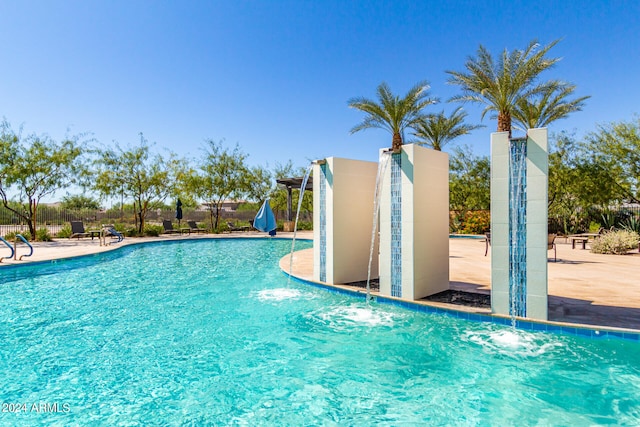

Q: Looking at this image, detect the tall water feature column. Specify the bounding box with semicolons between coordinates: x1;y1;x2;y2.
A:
313;157;379;284
490;128;549;320
378;144;449;300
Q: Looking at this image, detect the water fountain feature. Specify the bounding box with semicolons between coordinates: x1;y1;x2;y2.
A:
378;144;449;300
313;157;379;285
312;145;449;301
509;138;527;326
365;150;392;301
304;132;548;323
490;128;549;321
288;164;313;282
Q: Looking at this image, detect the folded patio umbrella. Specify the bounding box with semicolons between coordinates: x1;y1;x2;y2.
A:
253;198;276;232
175;198;183;226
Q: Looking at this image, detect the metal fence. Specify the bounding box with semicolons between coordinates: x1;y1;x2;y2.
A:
0;205;312;237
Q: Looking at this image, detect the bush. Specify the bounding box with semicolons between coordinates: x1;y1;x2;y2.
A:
460;210;491;234
56;224;72;238
124;227;140;237
36;228;52;242
4;231;32;241
590;230;640;255
588;221;602;233
144;224;164;237
274;220;312;232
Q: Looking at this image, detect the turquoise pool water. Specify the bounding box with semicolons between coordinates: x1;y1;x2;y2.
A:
1;238;639;425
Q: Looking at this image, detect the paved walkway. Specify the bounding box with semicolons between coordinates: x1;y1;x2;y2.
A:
3;233;639;331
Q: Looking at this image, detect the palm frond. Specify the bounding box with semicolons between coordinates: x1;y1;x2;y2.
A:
412;107;484;151
513;81;590;130
348;81;436;147
446;39;566;132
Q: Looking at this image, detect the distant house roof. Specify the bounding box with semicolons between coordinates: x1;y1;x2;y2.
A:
276;176;313;191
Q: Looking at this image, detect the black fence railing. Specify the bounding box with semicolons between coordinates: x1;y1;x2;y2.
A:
0;205;312;237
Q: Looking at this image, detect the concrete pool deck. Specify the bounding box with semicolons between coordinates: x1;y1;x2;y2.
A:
2;232;639;332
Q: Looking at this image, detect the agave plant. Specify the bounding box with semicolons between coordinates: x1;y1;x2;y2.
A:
620;214;640;233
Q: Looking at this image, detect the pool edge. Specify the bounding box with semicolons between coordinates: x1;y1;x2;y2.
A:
281;262;640;342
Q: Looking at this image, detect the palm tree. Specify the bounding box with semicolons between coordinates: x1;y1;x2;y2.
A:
447;39;561;136
348;81;437;152
512;81;590;131
412;107;484;151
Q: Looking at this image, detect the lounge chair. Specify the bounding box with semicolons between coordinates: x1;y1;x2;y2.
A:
187;220;207;234
102;224;124;243
70;221;89;239
226;221;250;232
163;220;189;235
548;233;557;262
70;221;100;239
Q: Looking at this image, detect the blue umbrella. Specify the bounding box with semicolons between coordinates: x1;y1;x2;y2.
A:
253;198;276;233
175;199;183;226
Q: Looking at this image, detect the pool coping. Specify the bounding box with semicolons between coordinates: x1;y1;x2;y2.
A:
281;269;640;342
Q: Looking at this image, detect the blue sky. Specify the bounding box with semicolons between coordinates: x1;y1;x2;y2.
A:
2;0;639;174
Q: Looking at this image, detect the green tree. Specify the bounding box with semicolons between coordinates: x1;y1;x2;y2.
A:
244;165;274;205
547;131;621;235
584;117;640;204
93;134;181;234
190;140;249;231
60;194;102;211
412;107;483;151
0;120;84;239
547;132;588;234
447;39;561;136
348;81;437;152
513;82;589;131
448;145;490;212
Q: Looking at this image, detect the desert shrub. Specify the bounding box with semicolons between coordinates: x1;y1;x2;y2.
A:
460;210;491;234
588;221;602;233
293;220;312;231
120;226;139;237
144;224;164;237
56;224;72;238
590;230;640;255
3;231;17;240
36;228;52;242
4;231;32;241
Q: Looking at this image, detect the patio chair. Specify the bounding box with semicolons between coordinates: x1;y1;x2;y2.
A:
226;221;250;232
484;232;491;256
187;220;207;234
70;221;90;239
548;233;557;262
163;220;181;234
163;220;190;235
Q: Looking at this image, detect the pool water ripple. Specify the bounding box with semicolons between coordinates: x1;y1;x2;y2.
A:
1;238;639;425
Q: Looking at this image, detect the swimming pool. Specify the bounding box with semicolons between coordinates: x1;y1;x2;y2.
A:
1;238;639;425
